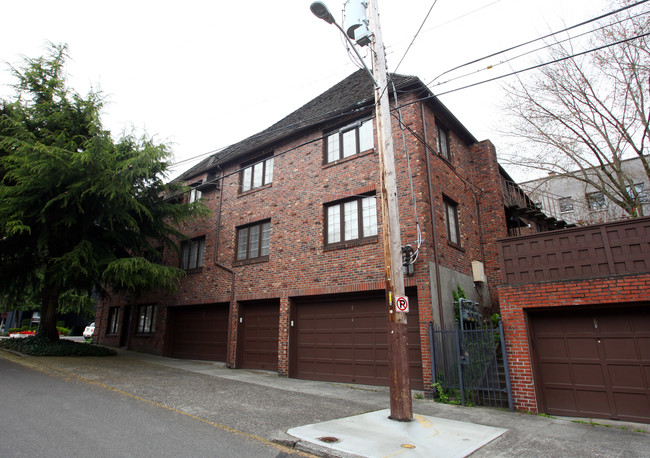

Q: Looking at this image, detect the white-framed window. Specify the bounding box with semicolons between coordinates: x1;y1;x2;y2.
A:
587;191;606;211
241;156;274;192
559;196;574;213
181;236;205;270
325;119;374;163
325;195;377;245
626;183;649;203
236;220;271;262
136;305;156;334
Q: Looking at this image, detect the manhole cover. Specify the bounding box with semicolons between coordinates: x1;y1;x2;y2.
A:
317;436;340;444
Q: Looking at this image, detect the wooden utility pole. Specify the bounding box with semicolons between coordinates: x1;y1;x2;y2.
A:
368;0;413;422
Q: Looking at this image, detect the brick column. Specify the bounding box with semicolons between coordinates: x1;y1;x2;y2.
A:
277;297;291;376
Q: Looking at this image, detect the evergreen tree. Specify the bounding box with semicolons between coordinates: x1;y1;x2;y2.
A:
0;44;208;340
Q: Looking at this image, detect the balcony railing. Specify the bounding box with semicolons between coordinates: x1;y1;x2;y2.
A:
501;178;574;234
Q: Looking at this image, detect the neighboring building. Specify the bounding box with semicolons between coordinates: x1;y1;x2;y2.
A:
519;157;650;226
498;216;650;424
95;70;563;392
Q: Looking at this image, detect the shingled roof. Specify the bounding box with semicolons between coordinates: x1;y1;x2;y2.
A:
176;70;476;181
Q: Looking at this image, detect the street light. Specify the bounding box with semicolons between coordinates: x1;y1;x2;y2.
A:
309;1;335;24
309;1;378;87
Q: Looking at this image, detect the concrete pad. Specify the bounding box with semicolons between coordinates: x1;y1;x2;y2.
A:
288;409;508;458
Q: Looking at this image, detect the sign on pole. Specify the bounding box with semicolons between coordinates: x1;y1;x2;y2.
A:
395;296;409;313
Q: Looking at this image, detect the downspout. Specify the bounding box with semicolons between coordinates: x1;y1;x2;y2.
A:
213;166;236;368
421;103;445;330
472;188;487;271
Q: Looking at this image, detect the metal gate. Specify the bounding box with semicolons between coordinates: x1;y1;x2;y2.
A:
429;317;513;410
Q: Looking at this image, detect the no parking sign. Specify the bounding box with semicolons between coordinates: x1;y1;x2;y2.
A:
395;296;409;313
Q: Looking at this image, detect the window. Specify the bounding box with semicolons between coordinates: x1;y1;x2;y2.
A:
181;236;205;270
586;191;606;211
444;197;460;245
241;156;273;192
326;195;377;245
236;221;271;262
437;124;450;161
325;118;374;163
559;196;574;213
188;187;202;203
626;183;649;203
107;307;119;335
136;305;156;334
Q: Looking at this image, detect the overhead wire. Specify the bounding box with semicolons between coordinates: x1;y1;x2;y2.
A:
169;1;648;173
428;9;649;91
171;1;649;209
411;30;650;103
392;0;439;75
390;77;423;265
427;0;649;85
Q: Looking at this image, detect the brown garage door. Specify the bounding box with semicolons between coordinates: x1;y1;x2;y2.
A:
291;292;423;390
168;304;229;361
530;305;650;424
237;301;279;371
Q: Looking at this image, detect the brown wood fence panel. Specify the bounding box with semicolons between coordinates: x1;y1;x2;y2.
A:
498;217;650;284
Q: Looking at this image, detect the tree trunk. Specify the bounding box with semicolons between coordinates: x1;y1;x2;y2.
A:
38;289;60;341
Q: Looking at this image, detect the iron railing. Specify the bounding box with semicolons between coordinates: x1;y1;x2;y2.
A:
429;320;513;410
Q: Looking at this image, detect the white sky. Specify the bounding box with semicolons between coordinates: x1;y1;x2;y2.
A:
1;0;611;181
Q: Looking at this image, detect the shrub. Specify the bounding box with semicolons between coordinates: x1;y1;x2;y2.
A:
0;335;117;356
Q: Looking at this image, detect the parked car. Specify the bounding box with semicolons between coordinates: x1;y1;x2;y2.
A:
83;322;95;338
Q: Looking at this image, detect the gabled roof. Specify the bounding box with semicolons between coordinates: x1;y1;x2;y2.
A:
177;70;477;181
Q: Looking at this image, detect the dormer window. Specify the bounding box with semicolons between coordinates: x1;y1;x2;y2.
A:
188;187;202;203
325;118;374;164
241;155;273;192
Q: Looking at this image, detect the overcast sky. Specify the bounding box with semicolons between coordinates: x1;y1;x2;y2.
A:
1;0;612;180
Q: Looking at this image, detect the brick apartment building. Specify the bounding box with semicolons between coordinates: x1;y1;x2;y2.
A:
95;70;560;392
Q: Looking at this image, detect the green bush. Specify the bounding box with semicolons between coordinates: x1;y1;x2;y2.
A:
8;326;36;333
0;335;117;356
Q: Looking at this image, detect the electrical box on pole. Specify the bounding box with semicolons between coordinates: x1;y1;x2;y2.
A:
343;0;371;46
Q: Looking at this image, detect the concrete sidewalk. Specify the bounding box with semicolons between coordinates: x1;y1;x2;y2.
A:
1;347;648;457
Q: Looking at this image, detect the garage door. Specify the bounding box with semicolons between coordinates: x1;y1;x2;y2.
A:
168;304;229;361
291;292;423;390
237;301;279;371
530;306;650;424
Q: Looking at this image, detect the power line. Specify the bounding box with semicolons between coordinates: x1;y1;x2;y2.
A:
426;0;649;86
392;0;439;75
168;100;374;171
429;9;649;91
169;1;649;176
397;30;650;110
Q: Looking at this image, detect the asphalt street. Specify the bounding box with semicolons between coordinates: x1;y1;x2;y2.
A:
0;345;648;457
0;356;303;458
